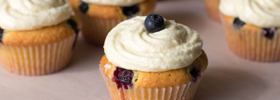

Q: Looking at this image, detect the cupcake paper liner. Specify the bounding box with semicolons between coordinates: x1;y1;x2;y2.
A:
221;15;280;62
77;12;124;46
75;3;155;46
0;35;76;75
100;68;203;100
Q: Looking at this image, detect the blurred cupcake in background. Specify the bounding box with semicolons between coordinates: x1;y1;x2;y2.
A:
204;0;220;22
69;0;156;46
0;0;79;75
220;0;280;62
100;14;208;100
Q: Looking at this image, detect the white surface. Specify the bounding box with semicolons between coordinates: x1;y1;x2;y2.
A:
0;0;280;100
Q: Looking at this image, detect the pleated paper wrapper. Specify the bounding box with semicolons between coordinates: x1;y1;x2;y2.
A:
78;14;124;46
0;35;76;76
75;7;155;46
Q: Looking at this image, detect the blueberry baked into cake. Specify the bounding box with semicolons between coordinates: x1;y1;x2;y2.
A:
220;0;280;62
68;0;156;46
100;14;208;100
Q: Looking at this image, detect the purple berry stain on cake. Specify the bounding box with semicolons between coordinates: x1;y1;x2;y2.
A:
122;5;139;19
113;67;134;89
80;1;89;14
263;28;277;39
233;18;246;30
0;27;3;43
190;67;202;82
67;19;79;50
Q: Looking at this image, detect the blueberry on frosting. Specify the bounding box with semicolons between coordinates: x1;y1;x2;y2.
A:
80;1;89;14
144;14;165;33
104;16;203;72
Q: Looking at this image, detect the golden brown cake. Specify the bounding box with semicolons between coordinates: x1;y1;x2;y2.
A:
220;0;280;62
100;14;208;100
69;0;156;46
204;0;220;22
100;52;207;100
2;22;75;46
0;0;79;75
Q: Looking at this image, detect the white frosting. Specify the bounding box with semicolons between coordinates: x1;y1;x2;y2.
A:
104;16;203;72
219;0;280;27
0;0;72;31
82;0;144;6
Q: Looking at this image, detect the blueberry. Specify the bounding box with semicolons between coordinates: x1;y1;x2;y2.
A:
144;14;165;33
79;1;89;14
67;19;79;50
113;67;134;89
67;19;79;34
263;28;277;39
233;18;246;30
122;5;139;18
0;27;3;43
189;67;201;82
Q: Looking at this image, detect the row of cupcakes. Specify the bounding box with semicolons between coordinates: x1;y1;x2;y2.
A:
68;1;208;99
0;0;209;100
2;0;279;99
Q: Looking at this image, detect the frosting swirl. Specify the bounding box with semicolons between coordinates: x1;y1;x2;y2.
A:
82;0;144;6
219;0;280;27
0;0;72;31
104;16;203;72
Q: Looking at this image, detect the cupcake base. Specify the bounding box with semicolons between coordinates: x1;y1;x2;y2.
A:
100;68;203;100
78;14;124;46
72;0;156;47
0;35;76;76
204;0;220;22
221;14;280;62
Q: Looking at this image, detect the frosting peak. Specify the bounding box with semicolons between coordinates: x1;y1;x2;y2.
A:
219;0;280;27
0;0;72;31
82;0;144;6
104;16;203;72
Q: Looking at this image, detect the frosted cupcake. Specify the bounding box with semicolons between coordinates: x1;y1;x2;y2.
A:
220;0;280;62
100;14;208;100
69;0;156;46
0;0;79;75
204;0;220;22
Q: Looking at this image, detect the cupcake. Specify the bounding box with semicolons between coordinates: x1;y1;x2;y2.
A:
0;0;79;75
220;0;280;62
204;0;220;22
100;14;208;100
68;0;156;46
